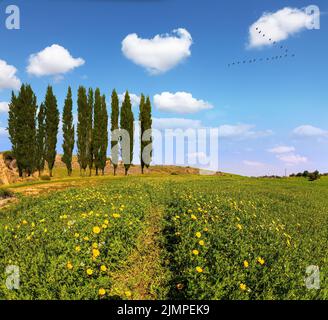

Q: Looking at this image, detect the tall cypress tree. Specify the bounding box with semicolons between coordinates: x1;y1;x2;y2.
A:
110;89;119;176
120;91;134;175
36;103;46;176
139;94;146;173
87;88;94;176
44;86;59;177
93;88;102;175
77;86;88;174
99;94;108;175
8;91;21;176
61;87;75;176
141;96;152;173
8;85;37;176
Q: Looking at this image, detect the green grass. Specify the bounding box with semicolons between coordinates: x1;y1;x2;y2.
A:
0;175;327;299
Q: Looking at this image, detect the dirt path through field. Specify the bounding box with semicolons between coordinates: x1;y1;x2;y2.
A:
109;204;168;300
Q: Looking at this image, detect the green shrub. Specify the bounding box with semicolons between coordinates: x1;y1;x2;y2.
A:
40;175;51;181
0;188;14;199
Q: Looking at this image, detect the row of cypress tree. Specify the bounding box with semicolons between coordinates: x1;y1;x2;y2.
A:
8;85;152;177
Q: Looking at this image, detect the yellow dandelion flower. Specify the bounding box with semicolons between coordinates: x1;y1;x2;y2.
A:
92;249;100;258
237;224;242;230
191;214;197;220
196;266;203;273
74;233;80;238
257;257;265;265
86;268;93;275
84;236;89;241
92;242;98;249
125;291;132;298
93;226;101;234
104;220;109;225
112;213;121;218
199;240;205;246
22;220;28;225
192;249;199;255
98;288;106;296
67;262;73;270
240;283;247;291
243;260;249;268
100;265;107;272
75;246;81;252
195;232;202;238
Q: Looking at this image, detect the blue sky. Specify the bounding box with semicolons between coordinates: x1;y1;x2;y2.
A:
0;0;327;176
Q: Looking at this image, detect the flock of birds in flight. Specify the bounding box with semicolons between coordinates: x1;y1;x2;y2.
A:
228;27;296;67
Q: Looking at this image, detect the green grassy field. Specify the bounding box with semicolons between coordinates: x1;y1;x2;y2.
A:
0;175;327;300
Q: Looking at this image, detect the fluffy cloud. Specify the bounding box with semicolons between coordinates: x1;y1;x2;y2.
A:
248;7;313;48
0;60;21;90
153;117;202;130
0;102;9;113
122;28;192;74
293;125;328;137
276;153;308;165
154;92;213;114
268;145;295;154
27;44;85;77
218;124;273;139
0;127;7;136
243;160;265;167
118;93;141;107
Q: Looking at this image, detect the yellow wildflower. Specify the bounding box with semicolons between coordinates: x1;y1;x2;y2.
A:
191;214;197;220
196;266;203;273
92;249;100;258
67;262;73;270
93;226;101;234
192;249;199;255
112;213;121;218
237;224;242;230
195;232;202;238
86;268;93;275
98;288;106;296
199;240;205;246
125;291;132;298
243;260;249;268
100;265;107;272
240;283;247;291
257;257;265;265
75;246;81;252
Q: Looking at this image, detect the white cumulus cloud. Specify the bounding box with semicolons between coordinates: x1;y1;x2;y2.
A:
268;145;295;154
243;160;265;167
0;60;21;90
0;102;9;113
293;125;328;137
154;91;213;114
248;7;313;48
218;124;273;139
122;28;192;74
27;44;85;77
276;153;308;165
0;127;8;136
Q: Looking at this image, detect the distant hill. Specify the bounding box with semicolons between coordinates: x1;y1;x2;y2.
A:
0;153;224;185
